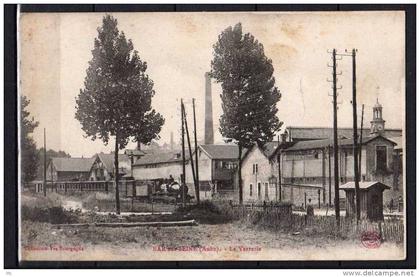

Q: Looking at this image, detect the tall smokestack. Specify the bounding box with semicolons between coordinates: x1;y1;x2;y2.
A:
204;72;214;145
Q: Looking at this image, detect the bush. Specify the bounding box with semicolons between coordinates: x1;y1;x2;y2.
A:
21;205;79;224
176;200;236;224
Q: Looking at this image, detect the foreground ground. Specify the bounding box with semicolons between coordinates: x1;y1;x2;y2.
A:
20;220;404;261
19;192;405;261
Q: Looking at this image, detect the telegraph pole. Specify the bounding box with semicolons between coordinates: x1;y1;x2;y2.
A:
181;99;186;208
328;145;332;206
359;104;365;181
351;49;361;221
43;128;47;197
277;135;282;201
182;102;197;198
331;49;340;226
192;98;200;203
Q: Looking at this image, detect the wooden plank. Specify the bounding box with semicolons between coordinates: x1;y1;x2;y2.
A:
52;220;198;228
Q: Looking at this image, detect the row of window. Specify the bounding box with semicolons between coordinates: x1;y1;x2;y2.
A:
249;182;270;199
284;175;367;183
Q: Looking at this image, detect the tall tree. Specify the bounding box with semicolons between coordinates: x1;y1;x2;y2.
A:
75;15;164;214
21;96;39;183
37;148;71;181
210;23;282;204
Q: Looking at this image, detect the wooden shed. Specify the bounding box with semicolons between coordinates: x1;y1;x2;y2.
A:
340;181;391;221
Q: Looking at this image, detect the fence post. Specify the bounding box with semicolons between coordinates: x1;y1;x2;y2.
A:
318;189;321;209
379;221;383;242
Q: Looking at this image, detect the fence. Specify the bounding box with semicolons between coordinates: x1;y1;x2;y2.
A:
27;180;135;195
228;202;404;242
290;214;404;242
229;201;293;222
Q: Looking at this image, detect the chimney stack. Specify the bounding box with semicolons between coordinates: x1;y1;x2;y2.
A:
204;72;214;145
170;131;174;150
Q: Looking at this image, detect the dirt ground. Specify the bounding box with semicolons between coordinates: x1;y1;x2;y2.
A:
20;220;405;261
19;192;405;261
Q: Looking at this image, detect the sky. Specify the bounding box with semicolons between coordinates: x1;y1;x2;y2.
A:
19;11;405;157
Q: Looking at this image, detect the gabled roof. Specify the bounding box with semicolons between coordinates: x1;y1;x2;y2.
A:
133;151;183;166
340;181;391;190
284;135;396;152
241;141;295;162
287;126;402;141
199;144;242;160
96;153;130;171
51;157;95;172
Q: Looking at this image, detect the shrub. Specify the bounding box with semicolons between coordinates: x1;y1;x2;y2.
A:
21;205;79;224
176;200;236;224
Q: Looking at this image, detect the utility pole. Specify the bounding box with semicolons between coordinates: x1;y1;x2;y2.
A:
43;128;47;197
359;104;365;181
192;98;200;203
181;99;186;208
328;145;332;206
277;135;282;201
331;49;340;227
351;48;361;221
50;157;54;192
182;102;197;199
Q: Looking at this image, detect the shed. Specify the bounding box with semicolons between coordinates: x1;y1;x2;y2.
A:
340;181;391;221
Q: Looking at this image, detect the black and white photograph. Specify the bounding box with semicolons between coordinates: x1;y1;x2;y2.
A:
16;8;408;262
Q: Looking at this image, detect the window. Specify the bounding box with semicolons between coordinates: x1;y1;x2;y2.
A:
258;182;261;199
250;184;253;197
252;164;259;174
253;164;259;174
376;146;387;172
314;152;319;159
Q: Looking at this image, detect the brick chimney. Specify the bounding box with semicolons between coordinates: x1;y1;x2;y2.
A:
204;72;214;144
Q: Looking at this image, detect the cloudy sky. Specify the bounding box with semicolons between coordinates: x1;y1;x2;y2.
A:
20;11;405;157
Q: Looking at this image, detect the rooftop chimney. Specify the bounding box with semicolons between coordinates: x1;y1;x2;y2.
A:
204;72;214;144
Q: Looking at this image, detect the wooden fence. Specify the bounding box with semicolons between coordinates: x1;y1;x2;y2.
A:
228;202;404;242
290;214;404;242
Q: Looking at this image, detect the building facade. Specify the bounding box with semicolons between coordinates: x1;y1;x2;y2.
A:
46;157;95;182
89;153;132;181
240;100;403;208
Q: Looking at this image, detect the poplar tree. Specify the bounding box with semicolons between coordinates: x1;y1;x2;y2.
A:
75;15;164;214
21;96;39;183
210;23;282;204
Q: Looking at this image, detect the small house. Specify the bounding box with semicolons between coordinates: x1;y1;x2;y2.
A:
89;153;132;181
47;157;95;182
340;181;391;221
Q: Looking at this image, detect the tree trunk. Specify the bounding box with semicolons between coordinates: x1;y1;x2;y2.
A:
238;145;243;204
114;135;121;215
